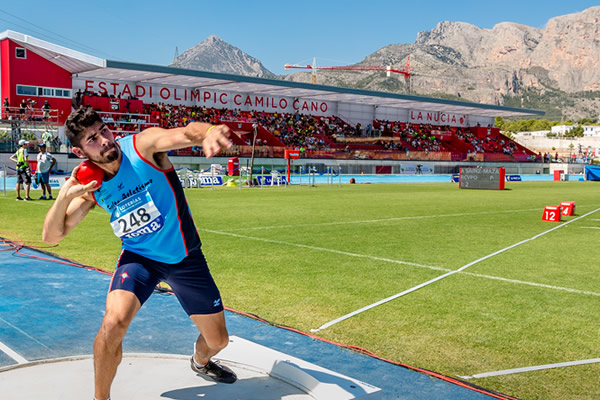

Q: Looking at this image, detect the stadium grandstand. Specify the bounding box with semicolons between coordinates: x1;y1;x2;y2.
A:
0;30;546;176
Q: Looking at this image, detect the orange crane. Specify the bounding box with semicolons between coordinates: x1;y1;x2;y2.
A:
284;56;412;89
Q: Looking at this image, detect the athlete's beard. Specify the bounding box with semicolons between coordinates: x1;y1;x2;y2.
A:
86;142;120;164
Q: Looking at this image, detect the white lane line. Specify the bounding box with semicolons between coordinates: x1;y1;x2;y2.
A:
310;207;600;332
458;358;600;379
200;229;600;297
221;208;542;232
0;316;51;350
580;226;600;230
0;340;28;364
462;272;600;297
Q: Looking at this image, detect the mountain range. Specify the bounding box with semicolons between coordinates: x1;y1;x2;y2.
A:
170;6;600;120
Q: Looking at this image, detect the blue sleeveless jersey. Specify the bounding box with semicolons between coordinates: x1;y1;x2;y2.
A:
92;135;201;263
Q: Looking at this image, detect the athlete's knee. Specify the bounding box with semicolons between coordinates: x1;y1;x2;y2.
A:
205;330;229;351
99;313;131;343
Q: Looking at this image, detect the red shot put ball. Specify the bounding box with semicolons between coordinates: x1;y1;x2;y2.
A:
76;160;104;188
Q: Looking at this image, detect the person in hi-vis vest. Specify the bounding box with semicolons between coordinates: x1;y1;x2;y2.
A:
9;139;32;201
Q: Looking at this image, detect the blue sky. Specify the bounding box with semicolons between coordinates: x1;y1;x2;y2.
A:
0;1;598;75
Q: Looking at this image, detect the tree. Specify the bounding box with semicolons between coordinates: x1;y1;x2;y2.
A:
531;119;551;131
578;117;597;125
495;117;505;130
565;126;584;137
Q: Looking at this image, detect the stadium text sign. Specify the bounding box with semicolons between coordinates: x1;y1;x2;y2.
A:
182;176;224;187
459;167;505;190
75;79;332;115
506;175;522;182
256;175;287;185
409;110;467;127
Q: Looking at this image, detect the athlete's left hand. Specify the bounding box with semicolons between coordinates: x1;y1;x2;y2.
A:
202;125;232;158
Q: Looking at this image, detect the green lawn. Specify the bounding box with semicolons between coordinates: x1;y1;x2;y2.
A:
1;181;599;400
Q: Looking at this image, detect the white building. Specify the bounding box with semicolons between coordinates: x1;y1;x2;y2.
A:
583;126;600;136
551;125;573;135
551;125;600;136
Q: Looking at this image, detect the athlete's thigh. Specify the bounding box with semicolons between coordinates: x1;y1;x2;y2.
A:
104;289;141;327
166;250;223;316
110;251;162;307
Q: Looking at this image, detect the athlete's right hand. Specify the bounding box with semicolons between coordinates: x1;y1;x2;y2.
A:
63;165;99;200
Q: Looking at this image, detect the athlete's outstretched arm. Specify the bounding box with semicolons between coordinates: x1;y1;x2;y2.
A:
42;166;98;244
136;122;233;159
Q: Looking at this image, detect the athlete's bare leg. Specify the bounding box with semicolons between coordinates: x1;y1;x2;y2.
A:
190;311;229;365
94;290;141;400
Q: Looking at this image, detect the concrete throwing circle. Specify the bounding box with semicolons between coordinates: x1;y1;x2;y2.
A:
0;354;314;400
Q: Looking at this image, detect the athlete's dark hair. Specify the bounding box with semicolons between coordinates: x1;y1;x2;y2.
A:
65;106;103;147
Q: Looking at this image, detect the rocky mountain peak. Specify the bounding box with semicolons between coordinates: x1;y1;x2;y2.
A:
169;35;275;78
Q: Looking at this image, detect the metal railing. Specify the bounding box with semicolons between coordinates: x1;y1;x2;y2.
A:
2;106;59;124
97;111;159;135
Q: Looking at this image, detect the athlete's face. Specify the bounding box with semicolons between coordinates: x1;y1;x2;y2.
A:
75;121;120;164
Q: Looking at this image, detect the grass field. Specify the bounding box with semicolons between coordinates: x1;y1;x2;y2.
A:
1;180;599;400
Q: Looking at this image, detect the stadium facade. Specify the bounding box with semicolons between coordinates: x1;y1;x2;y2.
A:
1;30;556;175
0;30;543;129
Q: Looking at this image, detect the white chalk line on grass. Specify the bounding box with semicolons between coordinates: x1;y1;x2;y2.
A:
200;228;449;272
221;207;541;232
580;226;600;230
310;206;600;332
462;272;600;297
200;226;600;295
201;207;600;331
458;358;600;379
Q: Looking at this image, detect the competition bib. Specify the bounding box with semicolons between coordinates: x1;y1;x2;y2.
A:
110;191;164;239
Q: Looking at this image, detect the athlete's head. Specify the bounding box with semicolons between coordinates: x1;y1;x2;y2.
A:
66;107;120;164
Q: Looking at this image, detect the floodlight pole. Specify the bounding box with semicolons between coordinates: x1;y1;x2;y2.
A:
248;124;258;187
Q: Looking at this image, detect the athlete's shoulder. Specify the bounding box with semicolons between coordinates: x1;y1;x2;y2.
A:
117;134;134;146
116;135;135;157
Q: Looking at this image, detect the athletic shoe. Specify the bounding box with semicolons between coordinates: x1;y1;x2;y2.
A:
24;197;33;201
38;196;46;200
190;358;237;384
16;197;23;201
48;195;53;200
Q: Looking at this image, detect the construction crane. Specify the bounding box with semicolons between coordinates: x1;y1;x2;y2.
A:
285;56;413;91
